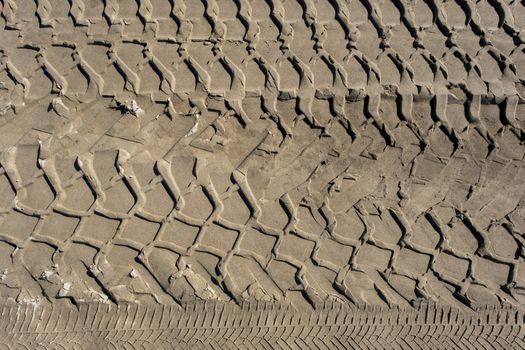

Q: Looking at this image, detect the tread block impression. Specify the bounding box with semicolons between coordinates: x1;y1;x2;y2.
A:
0;0;524;348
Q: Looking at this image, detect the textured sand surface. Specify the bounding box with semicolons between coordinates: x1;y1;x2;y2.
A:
0;0;524;348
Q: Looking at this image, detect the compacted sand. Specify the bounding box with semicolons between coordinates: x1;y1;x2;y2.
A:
0;0;524;348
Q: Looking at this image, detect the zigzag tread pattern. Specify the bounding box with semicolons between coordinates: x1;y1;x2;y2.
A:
0;0;524;105
0;0;524;348
0;303;524;349
0;97;524;310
